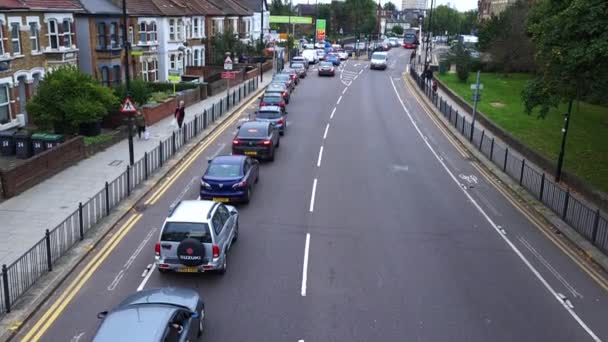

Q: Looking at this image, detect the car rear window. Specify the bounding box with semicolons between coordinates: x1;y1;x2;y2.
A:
371;53;386;60
267;84;285;91
263;96;281;102
207;163;242;177
161;222;212;243
257;111;281;119
274;75;290;80
238;125;267;138
320;62;333;67
291;63;304;69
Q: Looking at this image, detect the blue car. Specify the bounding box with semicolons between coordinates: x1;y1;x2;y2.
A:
325;53;341;66
200;155;259;204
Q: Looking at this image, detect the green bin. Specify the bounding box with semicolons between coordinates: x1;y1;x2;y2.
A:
31;133;47;155
44;134;64;149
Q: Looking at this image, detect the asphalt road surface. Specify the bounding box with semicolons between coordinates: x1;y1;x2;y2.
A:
14;48;608;342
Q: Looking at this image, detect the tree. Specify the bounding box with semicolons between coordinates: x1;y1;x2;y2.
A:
391;25;404;36
113;78;151;107
26;66;117;135
210;28;246;64
460;10;478;35
523;0;608;117
345;0;377;36
430;5;461;36
448;43;471;82
383;1;396;11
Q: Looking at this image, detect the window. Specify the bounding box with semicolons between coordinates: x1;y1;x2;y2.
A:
128;25;133;44
0;22;4;55
32;73;41;94
112;65;121;84
160;222;211;243
193;18;199;37
152;60;158;81
0;84;10;123
149;22;157;41
11;23;21;55
169;19;175;40
217;205;230;226
193;49;200;66
62;20;72;48
110;23;118;48
211;20;217;35
139;22;146;43
185;21;191;39
29;22;39;53
177;19;183;40
211;212;224;235
170;54;176;70
100;67;109;86
141;61;148;81
97;22;106;48
119;24;124;47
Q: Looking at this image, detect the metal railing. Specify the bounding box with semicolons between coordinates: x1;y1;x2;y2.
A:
0;77;260;316
410;68;608;255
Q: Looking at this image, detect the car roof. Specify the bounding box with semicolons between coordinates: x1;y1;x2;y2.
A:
263;92;282;97
258;105;281;112
166;200;215;223
93;305;176;342
240;121;269;129
268;82;286;88
119;288;200;312
211;155;246;165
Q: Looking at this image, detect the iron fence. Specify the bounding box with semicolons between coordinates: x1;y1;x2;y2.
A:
410;68;608;255
0;78;260;316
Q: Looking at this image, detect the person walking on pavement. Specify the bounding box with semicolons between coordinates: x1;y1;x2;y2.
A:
174;100;185;129
135;110;147;139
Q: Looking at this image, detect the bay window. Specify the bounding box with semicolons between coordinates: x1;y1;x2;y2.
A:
193;18;199;38
110;23;118;48
141;61;148;81
48;20;59;49
139;22;146;42
169;19;176;40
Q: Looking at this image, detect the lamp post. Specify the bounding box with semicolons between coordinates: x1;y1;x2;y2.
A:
121;0;134;166
555;100;573;182
259;0;264;82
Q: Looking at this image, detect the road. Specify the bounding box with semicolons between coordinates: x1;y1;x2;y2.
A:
13;48;608;342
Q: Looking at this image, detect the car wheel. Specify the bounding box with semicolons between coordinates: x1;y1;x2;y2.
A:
244;187;251;204
217;255;227;275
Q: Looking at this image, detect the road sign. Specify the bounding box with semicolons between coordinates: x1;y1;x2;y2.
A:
131;50;143;56
224;56;233;71
121;97;137;114
471;94;482;101
269;16;313;24
316;19;326;41
470;84;484;90
221;72;235;79
168;74;181;83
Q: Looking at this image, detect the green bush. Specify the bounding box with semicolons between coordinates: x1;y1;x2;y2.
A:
148;91;174;104
147;82;198;93
448;43;471;82
112;78;151;106
84;132;114;146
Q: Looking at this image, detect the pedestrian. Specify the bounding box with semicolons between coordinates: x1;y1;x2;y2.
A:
432;79;438;93
134;110;147;139
174;100;185;129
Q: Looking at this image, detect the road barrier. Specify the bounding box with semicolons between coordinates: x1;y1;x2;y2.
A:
0;78;260;316
410;67;608;256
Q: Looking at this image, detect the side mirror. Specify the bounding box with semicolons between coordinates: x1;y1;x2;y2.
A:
97;311;109;319
236;125;241;130
207;158;212;164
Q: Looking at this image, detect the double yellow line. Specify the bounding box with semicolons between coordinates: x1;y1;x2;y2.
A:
144;93;260;205
403;74;608;292
22;213;143;342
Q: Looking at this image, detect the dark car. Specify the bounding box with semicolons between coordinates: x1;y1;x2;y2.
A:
254;106;287;136
290;62;307;78
260;93;286;113
281;69;299;85
318;61;335;76
266;83;290;103
232;121;280;161
273;73;295;91
324;53;341;66
291;56;309;70
93;288;205;342
200;155;259;203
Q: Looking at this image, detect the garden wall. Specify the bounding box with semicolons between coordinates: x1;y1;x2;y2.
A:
142;88;201;126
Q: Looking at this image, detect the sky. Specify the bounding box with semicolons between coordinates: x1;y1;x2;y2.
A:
292;0;478;12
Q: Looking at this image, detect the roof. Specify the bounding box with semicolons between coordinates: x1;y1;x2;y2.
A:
188;0;224;16
0;0;28;10
151;0;192;16
21;0;84;11
93;306;176;342
239;0;266;12
168;200;215;223
78;0;122;15
119;0;163;15
211;155;246;165
207;0;250;16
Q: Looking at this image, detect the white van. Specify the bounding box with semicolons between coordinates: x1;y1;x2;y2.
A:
301;49;318;64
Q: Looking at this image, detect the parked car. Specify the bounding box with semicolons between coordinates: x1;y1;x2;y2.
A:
93;288;205;342
232;121;280;161
200;155;260;204
259;93;286;112
334;48;349;60
155;200;238;274
281;69;300;85
290;62;307;78
253;106;287;136
325;53;341;66
370;52;388;70
315;49;326;60
291;56;309;70
272;74;295;91
318;61;336;76
265;82;290;103
302;49;319;64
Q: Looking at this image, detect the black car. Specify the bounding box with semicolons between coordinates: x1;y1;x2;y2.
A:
318;61;335;76
232;121;280;161
266;83;290;103
93;288;205;342
254;106;287;136
260;93;287;113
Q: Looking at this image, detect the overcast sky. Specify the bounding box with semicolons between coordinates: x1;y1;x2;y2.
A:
292;0;478;12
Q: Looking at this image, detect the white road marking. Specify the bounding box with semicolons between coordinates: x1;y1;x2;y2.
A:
391;165;409;172
210;143;226;158
389;78;601;342
323;124;330;139
317;146;324;167
301;233;311;296
359;69;364;75
137;266;156;292
108;228;156;291
337;96;342;104
172;176;199;208
519;236;582;299
330;107;336;119
70;332;86;342
342;87;348;94
459;174;479;185
309;178;318;213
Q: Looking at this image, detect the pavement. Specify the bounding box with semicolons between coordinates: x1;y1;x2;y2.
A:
5;50;608;342
0;73;271;267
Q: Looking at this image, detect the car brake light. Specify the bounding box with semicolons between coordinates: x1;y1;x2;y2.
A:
212;245;220;258
232;139;240;145
279;101;285;107
260;101;266;106
277;118;284;124
232;180;247;188
282;92;287;97
155;242;160;256
290;75;296;80
260;140;272;146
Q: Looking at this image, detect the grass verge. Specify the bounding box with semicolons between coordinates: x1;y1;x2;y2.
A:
83;132;115;147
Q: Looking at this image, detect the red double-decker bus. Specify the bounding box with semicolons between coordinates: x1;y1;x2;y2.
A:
402;28;419;49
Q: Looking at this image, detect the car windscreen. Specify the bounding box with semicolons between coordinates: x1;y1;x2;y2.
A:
238;126;267;138
371;54;386;61
257;111;281;119
161;222;212;243
207;163;242;177
320;62;333;67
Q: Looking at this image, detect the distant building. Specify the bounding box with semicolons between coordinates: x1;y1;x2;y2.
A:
478;0;519;20
401;0;427;10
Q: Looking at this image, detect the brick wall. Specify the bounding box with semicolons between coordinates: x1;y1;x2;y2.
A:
0;136;86;198
142;88;201;126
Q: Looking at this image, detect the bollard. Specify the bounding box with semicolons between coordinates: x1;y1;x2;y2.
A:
591;209;601;244
159;141;164;166
2;264;10;313
144;152;149;180
194;115;198;135
172;132;176;155
562;190;570;220
490;138;495;161
479;130;485;151
79;202;84;240
203;109;208;129
539;173;545;201
45;229;52;271
503;148;509;172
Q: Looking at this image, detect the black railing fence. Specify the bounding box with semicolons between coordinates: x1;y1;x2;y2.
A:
0;77;260;316
409;67;608;255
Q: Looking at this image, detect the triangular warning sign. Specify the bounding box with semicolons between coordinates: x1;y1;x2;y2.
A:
121;97;137;113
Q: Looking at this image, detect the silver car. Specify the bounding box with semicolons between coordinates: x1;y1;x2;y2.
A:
155;200;238;275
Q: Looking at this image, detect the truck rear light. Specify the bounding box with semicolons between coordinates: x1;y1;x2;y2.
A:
212;245;220;258
155;242;160;256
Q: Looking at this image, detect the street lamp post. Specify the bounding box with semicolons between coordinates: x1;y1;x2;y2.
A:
259;0;264;82
121;0;134;166
555;99;574;182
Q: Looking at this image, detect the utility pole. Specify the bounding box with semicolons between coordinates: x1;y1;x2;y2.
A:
313;0;318;46
423;0;435;78
555;99;574;182
470;70;481;141
122;0;134;166
259;0;264;82
288;0;292;61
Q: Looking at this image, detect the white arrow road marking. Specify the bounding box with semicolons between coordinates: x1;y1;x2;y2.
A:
108;228;156;291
